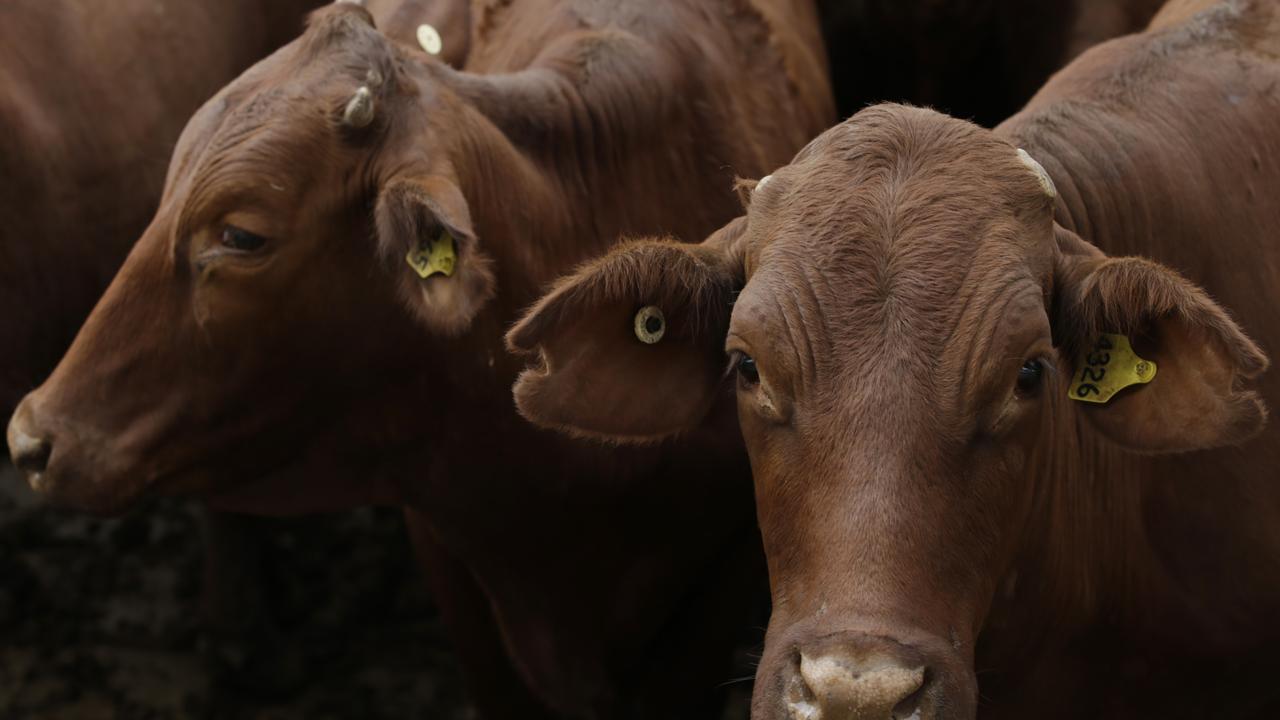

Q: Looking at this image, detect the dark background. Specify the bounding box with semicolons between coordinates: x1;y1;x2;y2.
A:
0;462;756;718
0;462;478;719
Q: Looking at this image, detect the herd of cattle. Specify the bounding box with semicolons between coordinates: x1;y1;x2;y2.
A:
3;0;1278;718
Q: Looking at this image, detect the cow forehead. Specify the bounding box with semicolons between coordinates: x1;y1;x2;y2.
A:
205;8;398;131
735;108;1054;389
172;30;408;204
748;106;1053;294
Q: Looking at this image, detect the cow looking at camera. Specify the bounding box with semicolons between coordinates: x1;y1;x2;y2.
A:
508;1;1280;717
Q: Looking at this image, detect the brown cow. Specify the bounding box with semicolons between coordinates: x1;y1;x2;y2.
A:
507;1;1280;717
0;0;323;417
6;1;834;716
362;0;472;67
0;0;332;694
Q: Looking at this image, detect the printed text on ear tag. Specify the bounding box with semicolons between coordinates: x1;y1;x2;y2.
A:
406;230;456;279
1068;333;1157;404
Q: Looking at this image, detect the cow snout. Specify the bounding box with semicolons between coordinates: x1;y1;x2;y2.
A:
785;644;930;720
5;393;157;514
7;399;52;482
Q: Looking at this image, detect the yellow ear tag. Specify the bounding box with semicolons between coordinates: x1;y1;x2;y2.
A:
406;230;456;279
1068;333;1157;404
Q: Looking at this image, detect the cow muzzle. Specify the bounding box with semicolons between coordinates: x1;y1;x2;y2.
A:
773;632;964;720
787;652;924;719
5;393;148;514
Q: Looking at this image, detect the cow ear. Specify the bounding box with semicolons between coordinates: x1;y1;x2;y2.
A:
506;217;749;443
1052;226;1269;453
375;175;495;334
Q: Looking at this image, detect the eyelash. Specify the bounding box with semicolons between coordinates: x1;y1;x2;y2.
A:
736;353;760;384
219;225;267;252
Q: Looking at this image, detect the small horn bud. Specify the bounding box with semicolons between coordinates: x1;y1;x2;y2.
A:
343;86;375;128
1017;149;1057;199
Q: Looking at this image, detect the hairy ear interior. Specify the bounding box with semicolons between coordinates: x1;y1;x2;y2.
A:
1053;226;1269;452
507;218;748;442
375;175;495;334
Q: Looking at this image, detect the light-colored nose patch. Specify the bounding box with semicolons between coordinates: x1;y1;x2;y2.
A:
1017;148;1057;199
417;24;443;55
788;699;821;720
796;653;925;720
756;174;773;193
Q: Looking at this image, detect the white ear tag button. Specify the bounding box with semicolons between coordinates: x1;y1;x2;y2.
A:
417;24;443;55
634;306;665;344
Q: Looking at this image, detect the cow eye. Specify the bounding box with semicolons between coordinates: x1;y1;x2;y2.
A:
1016;359;1044;396
736;353;760;385
220;225;267;252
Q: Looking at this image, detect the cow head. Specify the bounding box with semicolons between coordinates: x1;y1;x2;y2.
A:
5;4;509;512
507;105;1268;719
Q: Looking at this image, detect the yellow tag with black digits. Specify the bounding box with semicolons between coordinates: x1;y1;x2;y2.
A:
406;230;456;279
1068;333;1157;404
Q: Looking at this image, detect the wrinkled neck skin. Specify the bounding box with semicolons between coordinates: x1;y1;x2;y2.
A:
979;355;1280;714
399;77;761;716
981;19;1280;709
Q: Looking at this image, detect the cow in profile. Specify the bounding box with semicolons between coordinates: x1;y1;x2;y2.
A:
0;0;324;417
508;1;1280;717
6;1;834;716
0;0;332;693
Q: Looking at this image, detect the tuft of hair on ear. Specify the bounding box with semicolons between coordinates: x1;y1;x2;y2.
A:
1066;257;1267;375
733;177;758;209
506;235;739;356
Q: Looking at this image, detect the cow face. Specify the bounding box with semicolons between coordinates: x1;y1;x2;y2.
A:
5;5;496;513
507;105;1267;719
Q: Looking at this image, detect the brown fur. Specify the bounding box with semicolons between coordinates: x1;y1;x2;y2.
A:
5;1;834;717
508;1;1280;717
0;0;324;419
0;2;328;688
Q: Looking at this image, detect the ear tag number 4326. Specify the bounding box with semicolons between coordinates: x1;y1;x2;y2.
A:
1069;333;1157;404
406;229;456;279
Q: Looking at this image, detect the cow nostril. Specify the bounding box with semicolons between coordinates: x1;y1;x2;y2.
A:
891;670;928;719
7;408;53;476
10;428;52;475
